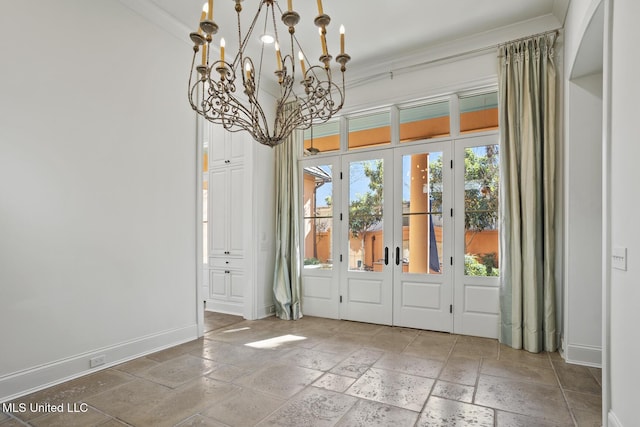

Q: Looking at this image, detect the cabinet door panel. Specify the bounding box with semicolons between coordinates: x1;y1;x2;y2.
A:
209;169;229;257
228;165;245;257
209;270;227;298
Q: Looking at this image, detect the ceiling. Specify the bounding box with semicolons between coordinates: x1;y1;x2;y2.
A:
143;0;569;82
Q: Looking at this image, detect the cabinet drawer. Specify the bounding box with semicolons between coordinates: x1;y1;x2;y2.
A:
210;258;244;269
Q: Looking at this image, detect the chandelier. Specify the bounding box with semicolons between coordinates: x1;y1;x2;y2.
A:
188;0;350;147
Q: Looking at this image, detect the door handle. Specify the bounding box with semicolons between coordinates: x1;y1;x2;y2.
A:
384;247;389;265
396;247;400;266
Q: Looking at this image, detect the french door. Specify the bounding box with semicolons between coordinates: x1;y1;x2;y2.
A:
340;150;395;325
302;136;499;338
391;142;454;331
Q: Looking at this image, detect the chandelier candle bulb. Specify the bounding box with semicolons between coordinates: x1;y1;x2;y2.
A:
245;62;251;80
316;0;323;15
201;43;207;65
207;0;213;20
340;25;345;54
298;51;306;76
319;27;328;56
287;0;292;12
198;10;206;34
220;38;225;62
275;42;283;70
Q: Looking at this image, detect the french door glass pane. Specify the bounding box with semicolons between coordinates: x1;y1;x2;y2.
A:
401;152;443;274
464;144;500;276
349;159;384;271
303;165;333;269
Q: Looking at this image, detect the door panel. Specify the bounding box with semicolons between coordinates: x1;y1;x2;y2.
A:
453;135;500;339
341;151;393;325
393;142;453;332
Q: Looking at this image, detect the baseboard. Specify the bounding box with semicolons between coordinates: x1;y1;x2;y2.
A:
0;324;197;403
565;343;602;367
256;304;275;320
608;409;623;427
205;299;243;316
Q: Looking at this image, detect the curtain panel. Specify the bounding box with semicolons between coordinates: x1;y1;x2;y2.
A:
272;104;303;320
498;33;558;353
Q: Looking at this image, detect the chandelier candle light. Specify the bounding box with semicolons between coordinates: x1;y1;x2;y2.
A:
188;0;350;147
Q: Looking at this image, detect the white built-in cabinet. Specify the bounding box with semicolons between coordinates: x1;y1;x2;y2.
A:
204;123;276;319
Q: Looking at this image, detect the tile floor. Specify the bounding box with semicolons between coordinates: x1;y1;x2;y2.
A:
2;313;602;426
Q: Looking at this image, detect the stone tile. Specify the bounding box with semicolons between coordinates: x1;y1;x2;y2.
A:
197;340;286;371
281;348;346;371
0;419;28;427
431;380;475;403
496;410;573;426
112;356;160;375
417;396;494;427
9;370;134;421
202;388;284;426
329;348;383;379
451;336;498;359
206;363;250;383
84;378;173;422
588;367;602;386
205;325;280;345
313;339;363;355
0;413;8;422
257;387;357;427
338;321;386;335
312;373;357;393
481;358;558;385
552;361;602;395
29;406;110;427
565;390;602;427
475;375;572;424
122;377;239;427
498;344;553;369
402;332;456;361
176;415;229;427
335;398;419;426
137;354;220;388
95;419;130;427
367;328;421;353
147;343;196;363
235;363;323;399
439;356;481;386
346;368;434;412
374;353;443;378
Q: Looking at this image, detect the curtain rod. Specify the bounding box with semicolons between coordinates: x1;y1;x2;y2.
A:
348;28;561;88
497;29;559;49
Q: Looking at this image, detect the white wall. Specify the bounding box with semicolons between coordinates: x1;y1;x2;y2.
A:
0;1;197;400
564;73;603;366
609;1;640;425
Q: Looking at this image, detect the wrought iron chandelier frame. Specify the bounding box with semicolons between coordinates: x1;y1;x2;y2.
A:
188;0;350;147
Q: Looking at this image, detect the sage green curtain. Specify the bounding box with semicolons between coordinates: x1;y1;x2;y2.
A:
272;106;302;320
498;33;557;353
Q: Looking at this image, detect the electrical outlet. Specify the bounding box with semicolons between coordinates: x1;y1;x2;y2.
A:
269;305;276;314
90;355;106;368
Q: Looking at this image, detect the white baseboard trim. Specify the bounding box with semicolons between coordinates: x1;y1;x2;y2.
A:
565;343;602;367
205;300;243;316
608;409;623;427
0;324;198;403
